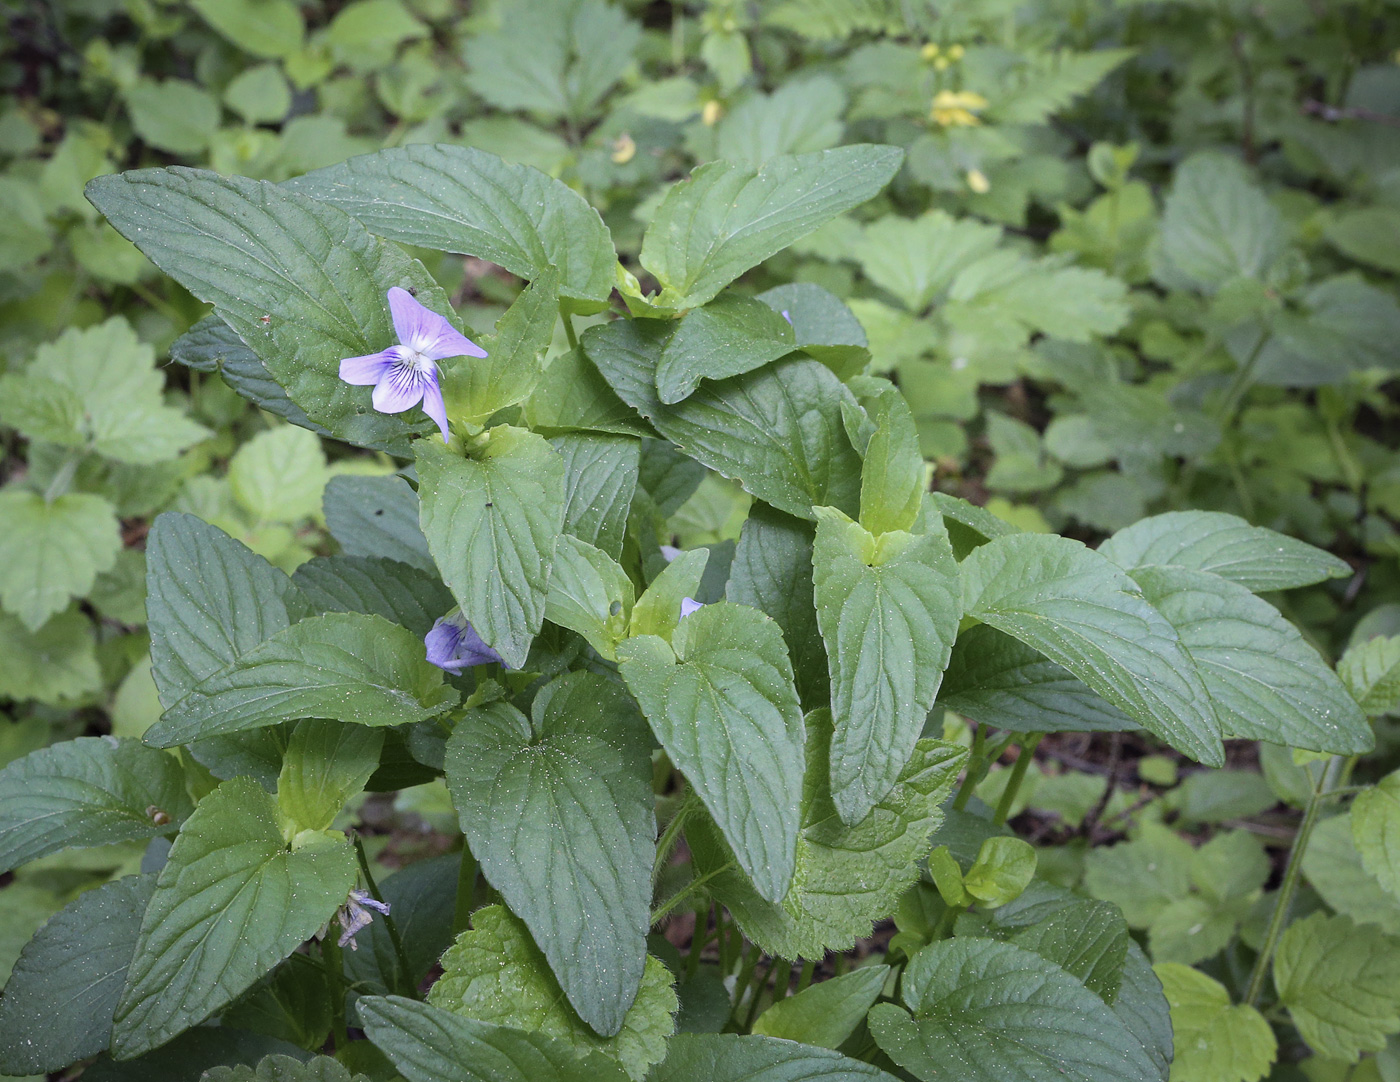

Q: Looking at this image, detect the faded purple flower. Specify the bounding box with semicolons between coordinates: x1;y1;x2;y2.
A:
780;309;792;325
680;597;704;619
659;544;682;562
339;287;487;442
425;607;504;672
337;888;391;950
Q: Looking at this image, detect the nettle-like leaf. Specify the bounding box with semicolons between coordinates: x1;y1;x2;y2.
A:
1339;635;1400;716
640;145;904;309
445;673;655;1037
0;736;191;874
0;489;121;631
202;1055;366;1082
426;905;677;1080
416;428;565;669
693;711;965;959
146;612;456;747
1155;962;1275;1082
360;995;632;1082
1129;565;1370;754
0;609;102;706
869;938;1163;1082
288;145;614;310
86;168;461;452
650;1033;901;1081
619;601;805;903
813;506;960;823
112;776;357;1059
1302;813;1400;936
960;533;1223;766
1098;511;1351;594
583;318;863;521
0;873;155;1074
1274;912;1400;1062
1354;771;1400;898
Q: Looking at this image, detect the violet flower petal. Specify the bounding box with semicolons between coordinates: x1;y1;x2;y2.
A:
388;286;487;360
340;349;398;384
680;597;704;618
420;378;450;442
372;366;428;413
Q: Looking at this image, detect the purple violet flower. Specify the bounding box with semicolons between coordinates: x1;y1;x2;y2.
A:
339;287;487;442
679;597;704;619
337;888;391;950
425;608;505;672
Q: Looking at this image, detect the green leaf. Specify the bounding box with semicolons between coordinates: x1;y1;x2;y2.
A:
640;145;904;309
1275;912;1400;1062
288;146;614;310
870;938;1161;1082
654;294;796;404
112;776;357;1059
0;609;102;705
1354;773;1400;899
0;490;121;631
223;64;291;124
202;1054;365;1082
938;624;1132;734
525;347;655;438
628;548;708;641
0;736;191;874
86;168;460;452
639;439;707;518
188;0;304;58
322;475;433;573
146;612;456;748
0;873;155;1074
1153;152;1287;293
1154;962;1275;1082
964;836;1037;908
221;958;333;1052
145;513;308;706
750;966;888;1048
583;319;864;521
1302;814;1400;936
1339;636;1400;716
1114;944;1173;1079
1098;510;1350;593
619;602;805;902
1008;900;1130;1004
1325;206;1400;274
932;493;1020;559
961;533;1223;766
650;1033;901;1082
1082;824;1193;928
813;507;960;823
416;428;565;669
726;503;828;707
544;535;634;660
857;386;925;536
1129;565;1371;754
854;210;1003;313
229;427;328;525
2;318;208;463
757;283;870;379
988;49;1135;125
444;270;560;430
554;434;640;560
124;79;220;156
427;906;676;1081
292;555;453;638
694;711;965;959
714;77;847;165
277;720;383;833
445;673;655;1037
358;996;631;1082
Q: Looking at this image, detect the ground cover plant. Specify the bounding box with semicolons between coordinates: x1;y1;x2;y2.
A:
2;0;1400;1080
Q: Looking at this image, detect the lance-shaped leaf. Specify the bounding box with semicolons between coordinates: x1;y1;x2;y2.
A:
446;673;654;1036
938;624;1133;734
545;535;634;661
0;873;155;1074
869;938;1162;1082
0;736;192;874
1099;511;1350;593
692;711;965;959
654;294;796;404
640;145;904;309
358;996;631;1082
619;602;805;903
86;168;463;452
961;534;1223;766
554;433;640;560
650;1033;901;1082
856;385;924;537
323;475;434;573
813;507;960;823
1130;565;1371;754
750;966;889;1048
146;612;456;747
427;905;676;1080
287;145;615;310
757;283;870;379
112;777;358;1059
291;554;453;638
583;318;862;521
277;720;384;833
416;428;565;668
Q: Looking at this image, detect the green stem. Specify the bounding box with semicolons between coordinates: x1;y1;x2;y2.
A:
744;957;778;1029
794;958;817;994
952;726;987;811
354;837;417;997
1217;327;1271;427
321;934;349;1051
732;945;761;1023
453;840;478;936
43;448;84;503
994;734;1043;826
653;792;698;881
686;902;712;979
768;958;794;1002
1243;756;1339;1007
652;863;734;926
562;312;579;350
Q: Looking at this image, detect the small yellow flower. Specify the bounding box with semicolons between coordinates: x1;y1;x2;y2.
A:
611;133;636;165
947;44;965;60
933;56;950;71
966;168;990;194
921;43;940;60
930;90;988;128
702;99;723;126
